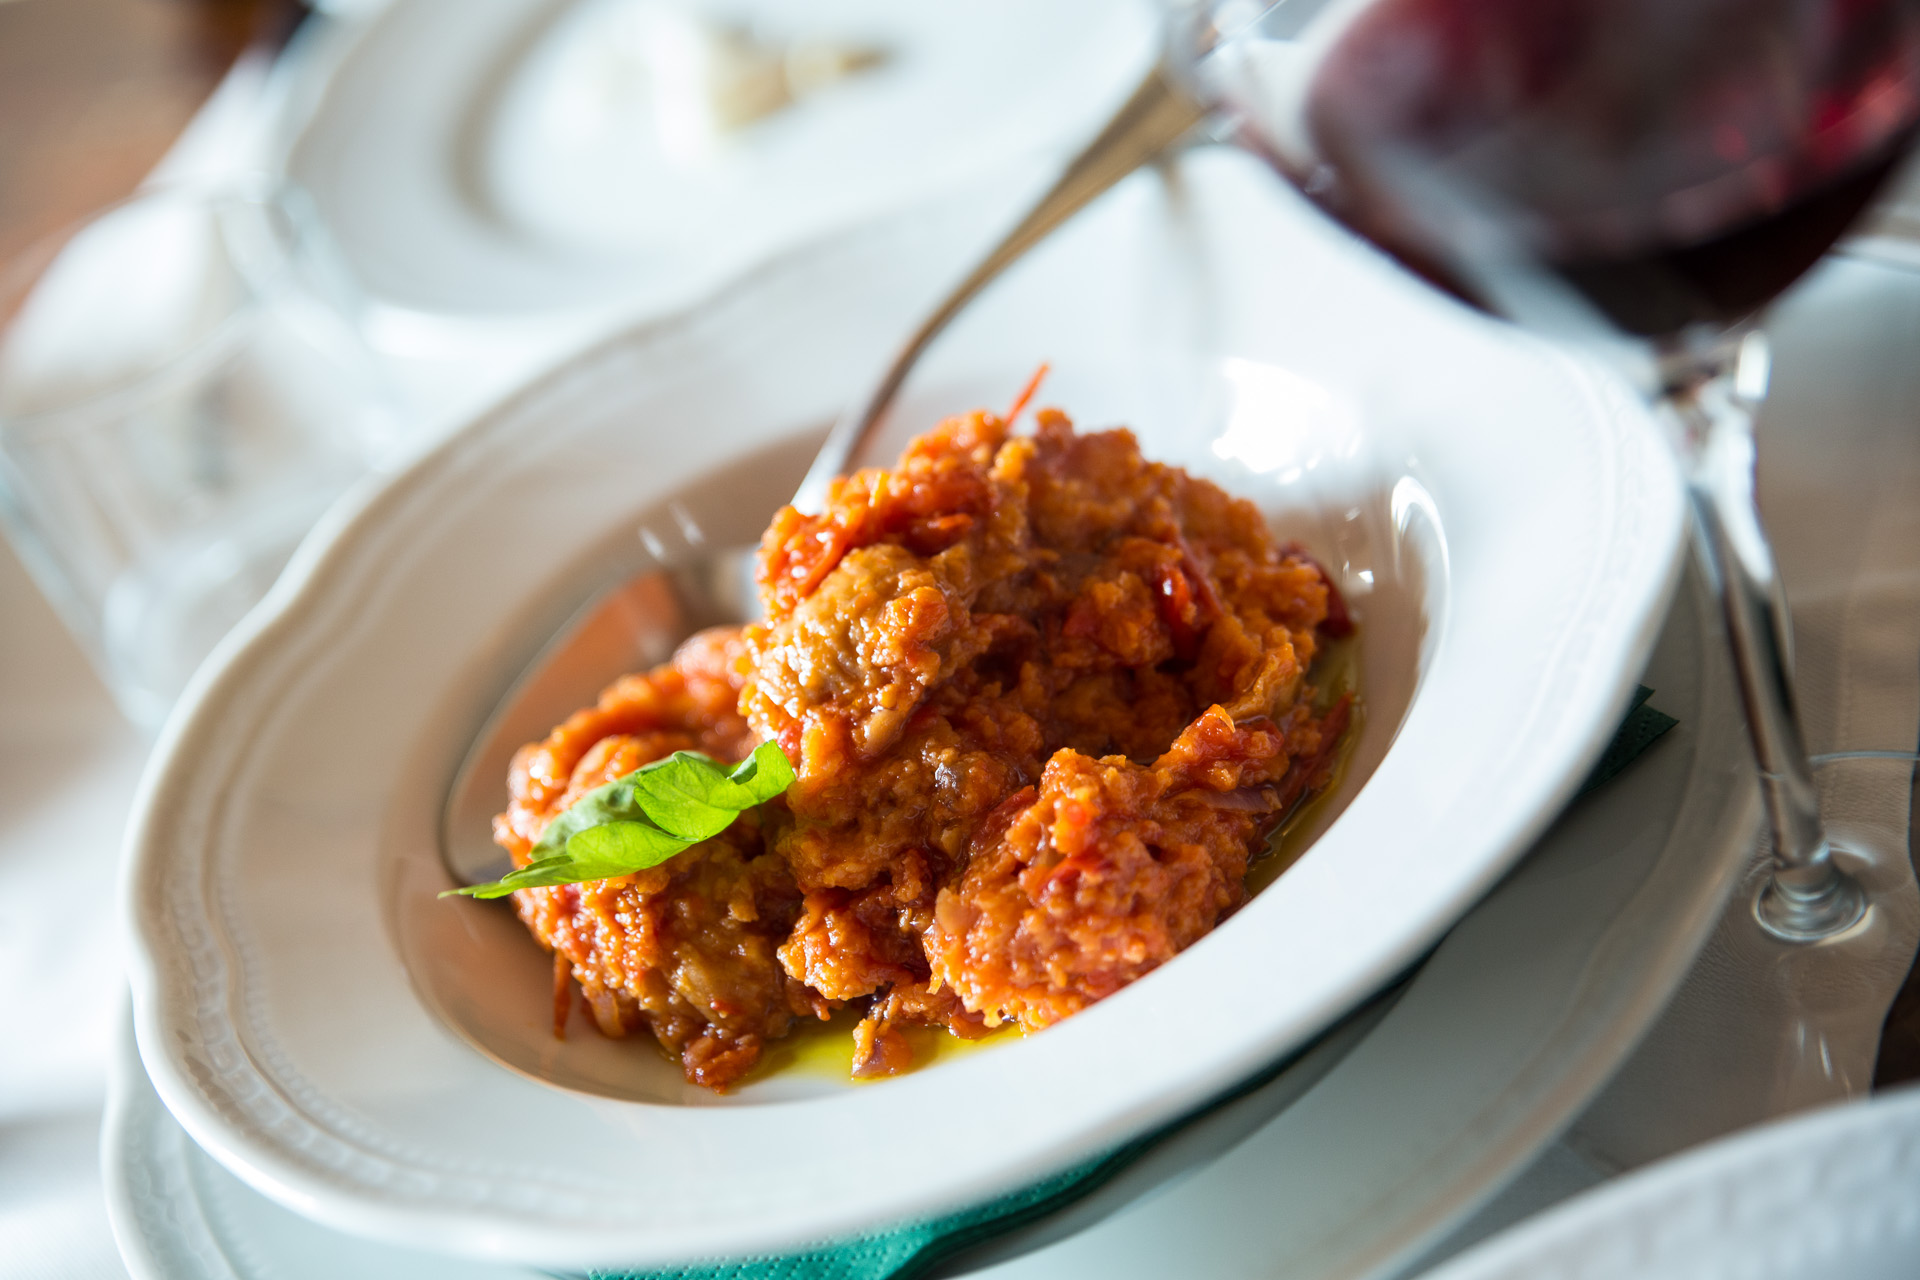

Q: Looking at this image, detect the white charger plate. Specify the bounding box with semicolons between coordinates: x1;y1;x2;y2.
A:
108;563;1756;1280
123;148;1686;1268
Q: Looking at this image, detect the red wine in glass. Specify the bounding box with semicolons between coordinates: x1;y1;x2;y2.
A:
1193;0;1920;337
1179;0;1920;937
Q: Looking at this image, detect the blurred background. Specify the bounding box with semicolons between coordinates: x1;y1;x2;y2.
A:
0;0;1160;725
0;0;306;266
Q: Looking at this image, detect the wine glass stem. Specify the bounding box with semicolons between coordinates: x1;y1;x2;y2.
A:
1661;333;1865;942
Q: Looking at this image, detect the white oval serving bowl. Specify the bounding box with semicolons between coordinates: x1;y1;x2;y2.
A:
124;148;1684;1268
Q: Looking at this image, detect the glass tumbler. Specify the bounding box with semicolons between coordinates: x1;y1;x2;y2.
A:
0;181;398;730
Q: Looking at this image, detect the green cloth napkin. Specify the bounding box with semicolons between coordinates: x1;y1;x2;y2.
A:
593;688;1678;1280
1578;685;1679;797
593;1147;1147;1280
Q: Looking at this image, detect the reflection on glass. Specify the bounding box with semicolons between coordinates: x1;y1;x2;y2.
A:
0;182;399;729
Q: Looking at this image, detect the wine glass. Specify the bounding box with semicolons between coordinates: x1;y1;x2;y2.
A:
1169;0;1920;942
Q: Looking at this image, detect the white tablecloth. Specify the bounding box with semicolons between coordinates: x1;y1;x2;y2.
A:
0;535;147;1279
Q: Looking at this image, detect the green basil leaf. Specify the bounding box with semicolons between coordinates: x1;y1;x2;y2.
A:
528;779;642;862
629;752;758;842
733;740;798;802
448;853;603;900
441;742;795;900
565;820;692;870
634;741;795;836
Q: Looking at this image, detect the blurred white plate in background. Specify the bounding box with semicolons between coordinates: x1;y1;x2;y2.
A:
1420;1085;1920;1280
284;0;1159;321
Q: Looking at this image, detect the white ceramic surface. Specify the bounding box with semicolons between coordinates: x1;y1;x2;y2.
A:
283;0;1157;318
1420;1085;1920;1280
961;560;1752;1280
123;148;1686;1267
104;1010;538;1280
107;564;1756;1280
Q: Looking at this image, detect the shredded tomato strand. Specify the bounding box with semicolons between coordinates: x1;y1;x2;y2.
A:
1005;362;1051;425
552;949;572;1040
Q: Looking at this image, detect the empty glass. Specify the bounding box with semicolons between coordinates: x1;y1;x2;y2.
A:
0;181;399;729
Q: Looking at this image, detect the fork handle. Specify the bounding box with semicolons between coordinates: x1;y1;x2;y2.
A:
790;62;1210;514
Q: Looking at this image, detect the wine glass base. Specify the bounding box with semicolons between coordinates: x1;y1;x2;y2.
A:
1753;861;1869;943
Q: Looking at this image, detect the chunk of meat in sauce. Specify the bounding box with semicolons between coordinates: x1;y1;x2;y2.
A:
491;408;1350;1088
743;409;1343;1066
925;698;1351;1030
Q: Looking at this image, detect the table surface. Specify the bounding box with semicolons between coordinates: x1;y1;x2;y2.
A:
0;0;305;269
0;15;290;1278
3;4;1920;1277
